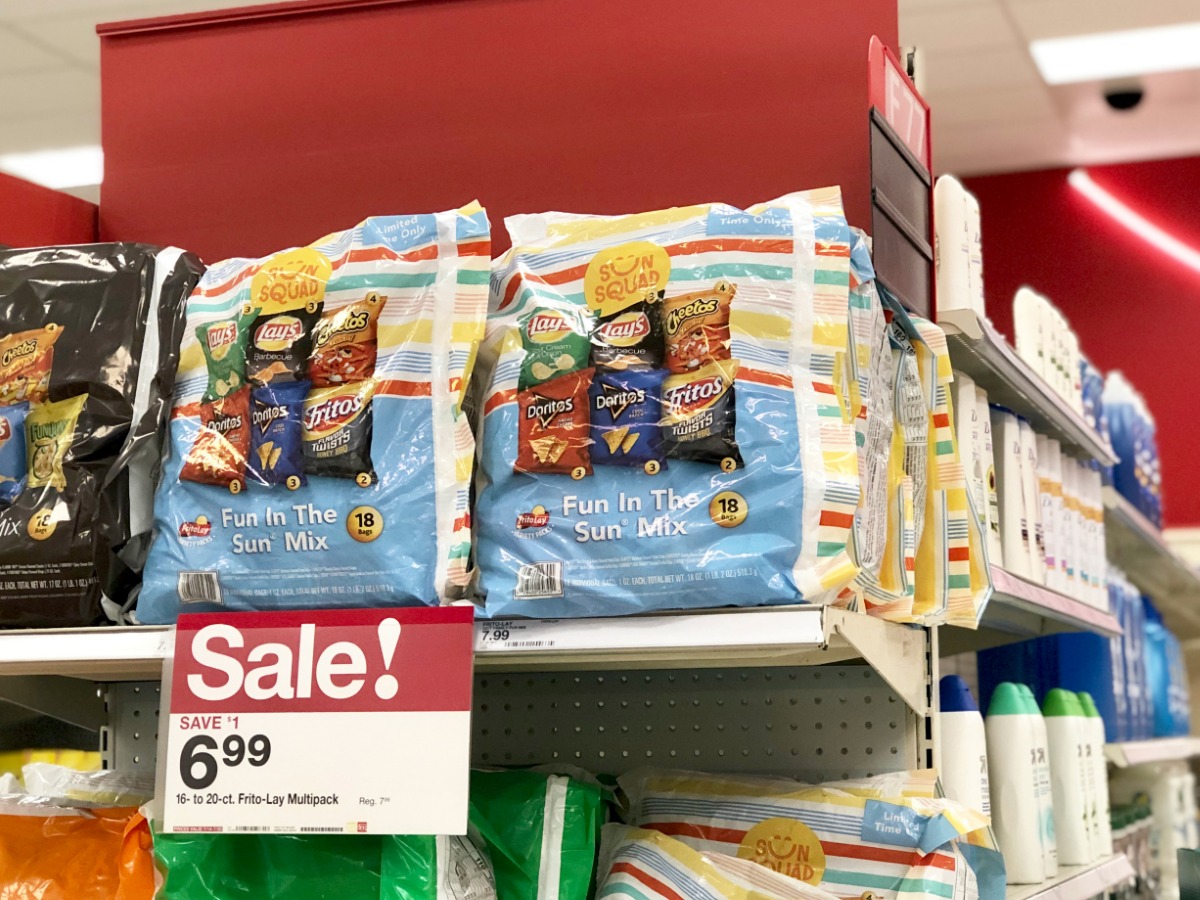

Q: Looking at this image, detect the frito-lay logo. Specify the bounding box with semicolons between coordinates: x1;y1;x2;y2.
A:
206;321;238;352
584;241;671;317
526;310;575;344
595;311;650;347
527;395;573;429
304;394;364;433
665;296;721;335
250;247;332;313
210;413;243;436
595;385;645;420
1;339;38;368
252;403;288;434
314;309;371;349
179;515;212;539
254;316;303;351
516;505;551;530
664;376;724;416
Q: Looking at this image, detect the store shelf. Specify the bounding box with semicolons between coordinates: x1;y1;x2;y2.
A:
0;607;929;713
941;565;1121;655
1103;486;1200;637
1105;736;1200;767
1006;854;1134;900
0;625;171;681
937;308;1117;465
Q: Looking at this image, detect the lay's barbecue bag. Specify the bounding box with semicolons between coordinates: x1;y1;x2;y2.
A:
140;207;489;623
475;191;860;617
0;245;202;627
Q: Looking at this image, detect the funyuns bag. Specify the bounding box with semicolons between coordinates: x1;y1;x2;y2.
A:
139;206;489;623
474;189;860;618
0;244;201;627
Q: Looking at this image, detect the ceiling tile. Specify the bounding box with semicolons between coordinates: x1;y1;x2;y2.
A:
1005;0;1200;41
0;70;97;119
900;3;1019;53
919;45;1042;93
0;109;100;156
0;25;67;74
926;84;1059;126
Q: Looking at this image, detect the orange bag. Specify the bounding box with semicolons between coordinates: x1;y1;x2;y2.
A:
0;804;154;899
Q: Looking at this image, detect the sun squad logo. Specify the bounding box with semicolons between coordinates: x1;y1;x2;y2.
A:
515;504;552;538
178;514;214;544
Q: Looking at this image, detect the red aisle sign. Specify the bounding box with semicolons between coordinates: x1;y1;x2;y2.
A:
161;606;474;835
868;36;931;172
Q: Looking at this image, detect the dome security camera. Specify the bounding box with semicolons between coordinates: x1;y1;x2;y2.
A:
1104;82;1144;111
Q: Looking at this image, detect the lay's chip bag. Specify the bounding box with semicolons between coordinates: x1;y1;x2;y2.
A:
140;206;490;623
475;191;861;617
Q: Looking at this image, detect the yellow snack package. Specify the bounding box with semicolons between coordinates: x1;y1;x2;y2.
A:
26;394;86;491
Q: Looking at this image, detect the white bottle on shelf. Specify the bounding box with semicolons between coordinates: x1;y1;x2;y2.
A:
986;682;1046;884
1020;684;1059;877
1013;287;1044;380
1078;692;1114;857
1043;689;1093;864
991;407;1032;578
934;176;973;315
965;189;986;317
1036;433;1060;594
1047;439;1067;594
1018;419;1047;583
977;387;1004;565
940;675;991;818
953;374;986;538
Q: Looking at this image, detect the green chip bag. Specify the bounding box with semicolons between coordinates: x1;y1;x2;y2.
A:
518;306;591;390
469;769;604;900
197;311;253;402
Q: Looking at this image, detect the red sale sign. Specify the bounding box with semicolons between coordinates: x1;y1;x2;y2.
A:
160;606;474;835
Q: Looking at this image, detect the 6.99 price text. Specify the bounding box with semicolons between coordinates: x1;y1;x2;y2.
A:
179;733;272;791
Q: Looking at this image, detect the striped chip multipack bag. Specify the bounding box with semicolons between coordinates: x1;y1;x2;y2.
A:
475;190;860;617
619;769;1000;900
139;206;489;622
598;825;839;900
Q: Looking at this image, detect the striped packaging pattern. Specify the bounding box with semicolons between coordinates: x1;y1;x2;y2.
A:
598;825;840;900
140;205;489;622
475;189;861;618
620;770;996;900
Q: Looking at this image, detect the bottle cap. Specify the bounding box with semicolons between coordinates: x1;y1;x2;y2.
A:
1078;692;1102;718
1043;688;1084;717
1017;683;1040;714
986;682;1025;716
940;675;979;713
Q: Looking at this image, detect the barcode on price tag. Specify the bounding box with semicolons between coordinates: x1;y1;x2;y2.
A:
161;606;474;835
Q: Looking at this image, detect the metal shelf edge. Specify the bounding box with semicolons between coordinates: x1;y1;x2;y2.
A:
1105;737;1200;767
938;308;1117;466
1005;855;1134;900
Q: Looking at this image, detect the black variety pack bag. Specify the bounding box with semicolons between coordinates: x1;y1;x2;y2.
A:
0;244;203;627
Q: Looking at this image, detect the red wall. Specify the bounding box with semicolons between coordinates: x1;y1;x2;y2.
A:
98;0;898;264
0;173;97;248
965;159;1200;526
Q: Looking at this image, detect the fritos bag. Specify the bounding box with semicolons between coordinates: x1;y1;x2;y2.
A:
140;206;489;622
0;245;201;627
475;191;860;617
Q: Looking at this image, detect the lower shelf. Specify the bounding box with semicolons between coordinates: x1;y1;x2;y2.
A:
1106;736;1200;767
1006;854;1135;900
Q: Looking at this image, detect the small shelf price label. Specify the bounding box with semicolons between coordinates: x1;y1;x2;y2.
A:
161;606;474;834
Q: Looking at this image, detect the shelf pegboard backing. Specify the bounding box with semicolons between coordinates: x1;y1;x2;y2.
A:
100;681;160;776
474;664;919;781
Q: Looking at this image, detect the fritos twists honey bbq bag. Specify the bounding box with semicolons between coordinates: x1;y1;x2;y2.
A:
141;206;490;623
0;244;202;627
475;192;861;617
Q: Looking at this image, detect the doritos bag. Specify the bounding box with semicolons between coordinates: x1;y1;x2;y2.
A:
140;206;489;623
0;245;202;627
476;191;860;617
